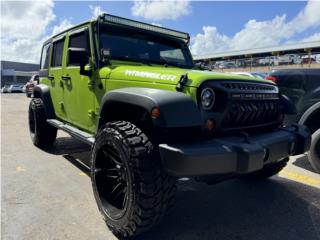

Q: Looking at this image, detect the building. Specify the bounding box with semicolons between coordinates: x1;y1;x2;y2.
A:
1;60;39;86
193;41;320;71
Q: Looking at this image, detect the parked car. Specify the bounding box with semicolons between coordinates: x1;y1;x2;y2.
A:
231;72;267;80
218;62;236;69
25;74;39;97
8;84;24;93
278;54;301;65
301;56;316;64
251;72;267;79
258;56;279;66
1;85;10;93
266;68;320;173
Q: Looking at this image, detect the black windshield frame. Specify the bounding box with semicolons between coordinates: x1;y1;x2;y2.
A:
98;25;194;69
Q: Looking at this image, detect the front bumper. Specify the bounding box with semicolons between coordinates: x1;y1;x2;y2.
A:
159;125;311;177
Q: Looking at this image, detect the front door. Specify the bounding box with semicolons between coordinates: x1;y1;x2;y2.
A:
63;27;95;132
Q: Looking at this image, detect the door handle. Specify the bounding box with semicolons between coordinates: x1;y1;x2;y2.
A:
61;75;71;81
48;75;54;81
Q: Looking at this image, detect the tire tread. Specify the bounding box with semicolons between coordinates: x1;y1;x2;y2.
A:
94;121;176;238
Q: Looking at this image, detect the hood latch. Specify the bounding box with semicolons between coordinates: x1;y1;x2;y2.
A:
176;73;188;92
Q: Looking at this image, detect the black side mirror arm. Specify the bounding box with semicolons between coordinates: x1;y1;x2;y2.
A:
80;63;92;77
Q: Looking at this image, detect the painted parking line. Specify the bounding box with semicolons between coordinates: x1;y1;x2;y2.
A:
279;170;320;189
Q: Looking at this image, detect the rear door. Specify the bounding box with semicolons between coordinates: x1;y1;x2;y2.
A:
63;27;95;132
48;36;67;120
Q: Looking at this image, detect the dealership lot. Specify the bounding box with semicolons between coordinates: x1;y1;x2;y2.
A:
1;94;320;240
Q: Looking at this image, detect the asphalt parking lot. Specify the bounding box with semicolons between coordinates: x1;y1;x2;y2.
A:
1;94;320;240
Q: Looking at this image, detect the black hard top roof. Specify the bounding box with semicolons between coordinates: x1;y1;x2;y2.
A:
43;14;190;45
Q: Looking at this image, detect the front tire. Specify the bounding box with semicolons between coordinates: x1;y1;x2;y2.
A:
308;129;320;173
28;98;57;148
242;158;289;180
91;121;176;239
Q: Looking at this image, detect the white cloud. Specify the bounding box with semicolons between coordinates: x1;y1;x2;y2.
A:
131;0;191;21
51;19;73;37
1;0;55;41
191;0;320;56
1;0;55;63
1;0;74;63
190;26;230;56
301;32;320;42
89;5;106;19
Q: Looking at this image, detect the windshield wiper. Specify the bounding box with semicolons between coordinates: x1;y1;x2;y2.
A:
113;56;152;66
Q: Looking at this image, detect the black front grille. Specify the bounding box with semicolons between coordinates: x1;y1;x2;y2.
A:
200;80;280;132
222;100;280;129
221;82;276;91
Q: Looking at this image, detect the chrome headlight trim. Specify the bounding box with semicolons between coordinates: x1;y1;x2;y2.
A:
201;88;215;110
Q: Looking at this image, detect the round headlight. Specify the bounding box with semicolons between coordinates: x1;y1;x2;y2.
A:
201;88;215;110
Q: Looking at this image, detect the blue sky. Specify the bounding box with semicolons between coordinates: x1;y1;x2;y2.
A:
51;1;310;36
1;0;320;62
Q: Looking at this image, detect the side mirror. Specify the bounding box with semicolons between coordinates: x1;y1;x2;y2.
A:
101;48;111;65
68;48;92;76
34;75;39;84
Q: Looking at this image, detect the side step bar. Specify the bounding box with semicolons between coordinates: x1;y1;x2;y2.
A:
47;119;95;146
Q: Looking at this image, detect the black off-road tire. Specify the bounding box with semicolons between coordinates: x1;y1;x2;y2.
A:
28;98;57;148
242;157;289;180
26;92;32;98
308;129;320;173
91;121;176;239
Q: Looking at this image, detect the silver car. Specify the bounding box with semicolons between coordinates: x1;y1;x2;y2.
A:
8;84;24;93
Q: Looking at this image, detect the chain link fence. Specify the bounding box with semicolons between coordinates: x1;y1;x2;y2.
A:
197;52;320;73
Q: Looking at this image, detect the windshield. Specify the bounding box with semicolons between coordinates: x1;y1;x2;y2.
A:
99;26;194;69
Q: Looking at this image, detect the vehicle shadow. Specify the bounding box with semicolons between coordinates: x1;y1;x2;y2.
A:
292;154;318;174
45;136;320;240
137;179;320;240
44;136;91;155
42;136;92;175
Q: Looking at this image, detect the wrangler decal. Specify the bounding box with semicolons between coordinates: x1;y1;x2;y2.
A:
125;70;177;81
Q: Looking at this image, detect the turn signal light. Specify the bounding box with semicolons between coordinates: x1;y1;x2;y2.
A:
204;119;215;131
151;107;160;119
265;75;277;83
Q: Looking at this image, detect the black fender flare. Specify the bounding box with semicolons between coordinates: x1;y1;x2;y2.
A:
298;102;320;126
280;94;297;115
33;84;55;119
97;87;202;130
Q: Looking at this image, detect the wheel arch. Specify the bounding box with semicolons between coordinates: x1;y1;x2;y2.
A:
298;102;320;134
33;84;55;119
96;88;202;132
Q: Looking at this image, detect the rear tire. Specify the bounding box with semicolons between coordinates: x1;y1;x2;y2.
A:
242;158;289;180
28;98;57;148
308;129;320;173
91;121;176;239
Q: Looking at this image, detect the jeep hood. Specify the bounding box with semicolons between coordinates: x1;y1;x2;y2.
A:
101;65;273;87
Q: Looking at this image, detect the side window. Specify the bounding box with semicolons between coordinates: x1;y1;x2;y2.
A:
51;39;65;67
40;43;51;69
68;31;89;66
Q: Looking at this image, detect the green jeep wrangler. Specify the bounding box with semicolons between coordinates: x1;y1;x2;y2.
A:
29;14;311;238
